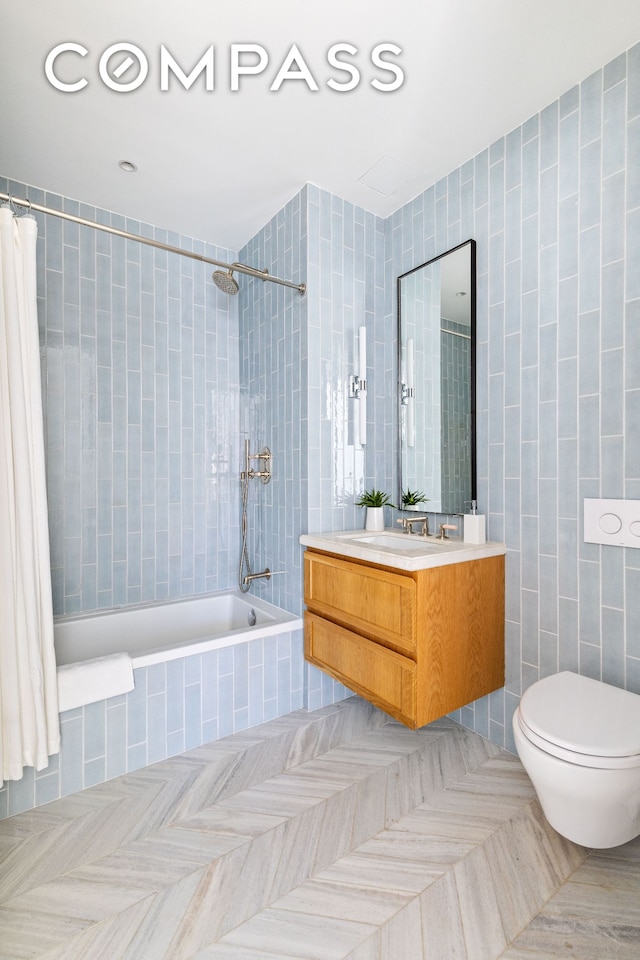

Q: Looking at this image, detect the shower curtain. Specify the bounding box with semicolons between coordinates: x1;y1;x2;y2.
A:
0;206;60;785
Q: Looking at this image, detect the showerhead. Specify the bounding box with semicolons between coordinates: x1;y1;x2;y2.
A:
212;268;239;295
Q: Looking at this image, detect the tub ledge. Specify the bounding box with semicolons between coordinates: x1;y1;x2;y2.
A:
57;652;134;713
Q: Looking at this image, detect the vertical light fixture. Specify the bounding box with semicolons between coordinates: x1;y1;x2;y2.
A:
349;325;367;446
358;325;367;446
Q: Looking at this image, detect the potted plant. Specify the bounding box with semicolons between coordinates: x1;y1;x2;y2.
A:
401;488;429;511
355;488;396;531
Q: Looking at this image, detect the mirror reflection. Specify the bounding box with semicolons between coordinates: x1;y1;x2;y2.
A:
398;239;476;515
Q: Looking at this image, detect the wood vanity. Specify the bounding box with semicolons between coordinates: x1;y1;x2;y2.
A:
302;534;505;729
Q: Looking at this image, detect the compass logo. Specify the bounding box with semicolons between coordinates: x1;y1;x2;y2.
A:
44;42;405;93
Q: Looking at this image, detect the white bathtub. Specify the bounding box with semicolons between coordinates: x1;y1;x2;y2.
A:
54;591;303;671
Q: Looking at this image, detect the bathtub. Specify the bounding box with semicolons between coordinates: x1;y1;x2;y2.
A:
47;591;306;797
54;590;303;670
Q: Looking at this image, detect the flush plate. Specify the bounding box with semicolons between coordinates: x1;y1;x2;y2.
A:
583;498;640;548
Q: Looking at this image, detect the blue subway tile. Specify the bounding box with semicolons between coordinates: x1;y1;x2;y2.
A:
166;659;185;734
7;767;36;816
580;69;603;146
603;79;626;177
184;684;202;750
166;729;185;758
35;772;62;807
60;716;84;797
105;703;127;780
147;692;167;763
578;226;601;312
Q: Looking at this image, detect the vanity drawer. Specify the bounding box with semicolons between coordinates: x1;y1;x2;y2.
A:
304;550;416;656
304;611;417;727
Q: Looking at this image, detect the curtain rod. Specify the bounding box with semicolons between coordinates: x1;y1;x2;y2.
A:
0;192;306;295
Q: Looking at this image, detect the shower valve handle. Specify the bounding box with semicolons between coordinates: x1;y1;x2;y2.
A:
249;448;271;461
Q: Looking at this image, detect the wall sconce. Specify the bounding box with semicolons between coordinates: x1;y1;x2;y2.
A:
401;336;415;447
348;325;367;446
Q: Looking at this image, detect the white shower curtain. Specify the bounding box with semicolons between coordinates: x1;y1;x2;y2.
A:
0;206;60;785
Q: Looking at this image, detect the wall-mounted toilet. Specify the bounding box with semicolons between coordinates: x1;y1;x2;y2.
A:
513;671;640;848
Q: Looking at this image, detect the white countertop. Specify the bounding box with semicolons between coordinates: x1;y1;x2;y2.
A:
299;529;506;572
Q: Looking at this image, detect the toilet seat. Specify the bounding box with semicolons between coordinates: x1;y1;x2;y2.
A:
517;671;640;770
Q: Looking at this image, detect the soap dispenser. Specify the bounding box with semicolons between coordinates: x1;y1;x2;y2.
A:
464;501;486;544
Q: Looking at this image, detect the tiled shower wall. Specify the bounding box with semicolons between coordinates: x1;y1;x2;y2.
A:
0;176;242;617
387;41;640;749
238;188;308;618
238;184;386;709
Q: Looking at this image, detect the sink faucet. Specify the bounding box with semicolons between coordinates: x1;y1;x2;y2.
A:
397;516;430;536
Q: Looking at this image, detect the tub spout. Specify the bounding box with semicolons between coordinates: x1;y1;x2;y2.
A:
241;568;285;587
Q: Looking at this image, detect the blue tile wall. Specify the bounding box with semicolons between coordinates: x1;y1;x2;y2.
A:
239;184;362;709
238;188;308;618
238;184;392;709
0;177;241;616
304;185;391;536
238;186;389;613
387;41;640;750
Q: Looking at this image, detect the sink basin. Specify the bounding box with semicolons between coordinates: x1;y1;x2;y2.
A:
349;534;447;552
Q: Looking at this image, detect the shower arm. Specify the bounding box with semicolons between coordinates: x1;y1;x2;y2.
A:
0;192;307;295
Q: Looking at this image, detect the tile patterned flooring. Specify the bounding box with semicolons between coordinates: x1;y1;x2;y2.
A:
0;696;639;959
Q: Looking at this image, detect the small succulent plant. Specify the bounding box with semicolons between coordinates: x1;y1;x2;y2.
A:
401;488;429;507
355;489;397;508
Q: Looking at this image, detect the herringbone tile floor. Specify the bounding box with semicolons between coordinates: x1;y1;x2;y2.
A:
0;697;637;959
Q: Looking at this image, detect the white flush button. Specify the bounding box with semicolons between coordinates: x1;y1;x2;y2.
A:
599;512;622;534
584;498;640;549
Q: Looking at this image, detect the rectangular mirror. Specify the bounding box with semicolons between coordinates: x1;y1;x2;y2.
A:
397;239;476;515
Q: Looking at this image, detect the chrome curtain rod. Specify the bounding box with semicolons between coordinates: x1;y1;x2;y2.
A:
0;192;306;295
440;326;471;340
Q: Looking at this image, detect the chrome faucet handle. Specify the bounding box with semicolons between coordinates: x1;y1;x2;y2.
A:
438;523;458;540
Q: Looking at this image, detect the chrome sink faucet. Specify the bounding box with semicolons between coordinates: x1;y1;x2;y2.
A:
397;516;430;536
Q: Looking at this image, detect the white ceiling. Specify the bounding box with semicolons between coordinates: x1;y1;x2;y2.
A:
2;1;640;251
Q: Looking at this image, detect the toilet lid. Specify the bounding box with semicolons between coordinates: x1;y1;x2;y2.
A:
519;672;640;759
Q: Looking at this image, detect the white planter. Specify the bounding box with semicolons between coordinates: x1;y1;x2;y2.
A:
365;507;384;531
